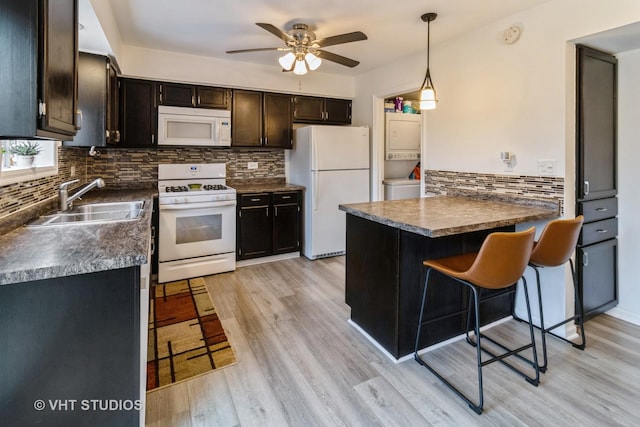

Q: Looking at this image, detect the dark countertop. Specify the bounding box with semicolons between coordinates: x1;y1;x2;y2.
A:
339;195;560;238
0;189;157;286
231;182;305;194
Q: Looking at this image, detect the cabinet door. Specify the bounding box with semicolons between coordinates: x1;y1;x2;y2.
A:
106;58;120;144
238;206;272;259
68;53;107;147
578;238;618;320
293;96;325;122
232;90;263;147
160;82;195;107
264;93;293;149
38;0;78;138
273;202;300;254
197;87;229;109
119;78;157;147
325;98;352;124
576;45;617;200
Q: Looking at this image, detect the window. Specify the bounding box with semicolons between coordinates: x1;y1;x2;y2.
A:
0;140;59;186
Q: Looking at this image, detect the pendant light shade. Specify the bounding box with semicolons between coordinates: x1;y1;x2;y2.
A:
305;52;322;70
419;13;438;110
293;58;308;75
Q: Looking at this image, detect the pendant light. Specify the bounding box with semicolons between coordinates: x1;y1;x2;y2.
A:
419;13;438;110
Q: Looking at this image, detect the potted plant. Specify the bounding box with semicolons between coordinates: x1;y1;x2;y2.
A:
9;141;42;167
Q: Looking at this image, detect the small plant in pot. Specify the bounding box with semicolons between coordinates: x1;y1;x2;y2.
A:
9;141;42;167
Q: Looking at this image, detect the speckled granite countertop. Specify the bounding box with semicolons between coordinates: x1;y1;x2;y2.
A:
339;195;559;238
0;189;157;286
230;181;305;194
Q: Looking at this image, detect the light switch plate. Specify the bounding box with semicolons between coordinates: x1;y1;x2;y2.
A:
537;159;556;176
247;162;258;170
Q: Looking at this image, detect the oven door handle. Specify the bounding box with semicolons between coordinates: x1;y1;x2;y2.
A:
159;201;236;210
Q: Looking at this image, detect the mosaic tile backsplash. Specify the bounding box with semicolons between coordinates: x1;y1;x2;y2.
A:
425;169;565;212
0;146;285;226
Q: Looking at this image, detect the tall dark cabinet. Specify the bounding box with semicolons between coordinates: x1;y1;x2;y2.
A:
576;44;618;319
0;0;78;140
67;53;120;147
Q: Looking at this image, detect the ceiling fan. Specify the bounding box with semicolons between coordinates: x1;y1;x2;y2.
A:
226;23;367;75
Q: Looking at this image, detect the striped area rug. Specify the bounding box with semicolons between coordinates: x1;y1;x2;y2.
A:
146;277;236;391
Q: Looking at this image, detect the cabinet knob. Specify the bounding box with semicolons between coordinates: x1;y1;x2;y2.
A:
583;252;589;267
595;207;608;212
584;180;590;195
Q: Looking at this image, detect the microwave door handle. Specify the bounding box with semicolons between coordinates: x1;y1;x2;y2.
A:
214;119;220;144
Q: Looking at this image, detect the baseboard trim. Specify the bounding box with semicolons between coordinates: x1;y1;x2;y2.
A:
236;252;300;268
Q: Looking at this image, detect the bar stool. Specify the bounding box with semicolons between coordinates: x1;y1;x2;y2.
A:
414;227;538;415
527;215;585;372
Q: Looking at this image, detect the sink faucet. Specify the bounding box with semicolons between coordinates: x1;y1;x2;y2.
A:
59;178;106;211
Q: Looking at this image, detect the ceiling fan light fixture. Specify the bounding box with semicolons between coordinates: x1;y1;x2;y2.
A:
305;52;322;71
293;59;308;75
419;12;438;111
278;52;296;70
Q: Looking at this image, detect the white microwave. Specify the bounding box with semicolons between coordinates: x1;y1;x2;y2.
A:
385;112;421;160
157;106;231;147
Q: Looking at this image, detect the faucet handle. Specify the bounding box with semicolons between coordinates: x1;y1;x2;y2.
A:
60;179;79;190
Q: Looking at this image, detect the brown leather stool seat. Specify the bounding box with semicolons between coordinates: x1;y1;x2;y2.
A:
526;215;585;372
414;227;539;414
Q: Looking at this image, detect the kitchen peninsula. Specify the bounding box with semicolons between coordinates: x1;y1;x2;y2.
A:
339;193;559;360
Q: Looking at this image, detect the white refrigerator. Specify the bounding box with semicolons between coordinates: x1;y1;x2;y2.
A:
289;125;370;259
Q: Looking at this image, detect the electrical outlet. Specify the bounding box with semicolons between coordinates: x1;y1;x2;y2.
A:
247;162;258;170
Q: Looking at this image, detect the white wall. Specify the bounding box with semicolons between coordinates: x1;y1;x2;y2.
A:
119;45;356;99
608;48;640;325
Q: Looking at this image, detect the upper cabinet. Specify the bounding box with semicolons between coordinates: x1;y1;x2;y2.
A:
158;82;230;109
0;0;78;140
118;78;158;147
232;90;293;148
576;45;617;201
293;96;352;125
67;53;120;147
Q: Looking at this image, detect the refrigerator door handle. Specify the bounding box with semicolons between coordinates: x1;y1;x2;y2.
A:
312;140;319;171
313;169;319;210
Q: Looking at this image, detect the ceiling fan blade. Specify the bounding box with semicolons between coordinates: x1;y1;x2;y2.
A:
314;31;367;48
256;23;294;43
226;47;288;54
316;50;360;68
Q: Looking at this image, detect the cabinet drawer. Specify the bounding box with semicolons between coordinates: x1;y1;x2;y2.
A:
239;193;270;207
579;197;617;222
273;191;299;205
580;217;618;246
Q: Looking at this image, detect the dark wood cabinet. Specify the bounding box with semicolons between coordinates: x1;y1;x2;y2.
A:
232;91;292;148
264;93;293;149
237;191;302;260
576;45;617;201
273;192;301;253
237;193;272;259
0;267;140;426
118;78;157;147
67;53;120;147
159;82;230;109
575;45;618;320
0;0;78;140
293;96;352;124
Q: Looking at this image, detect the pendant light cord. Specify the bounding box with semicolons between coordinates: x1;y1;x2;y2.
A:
420;17;432;89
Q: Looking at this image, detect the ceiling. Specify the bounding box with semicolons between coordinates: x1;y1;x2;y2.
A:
80;0;556;76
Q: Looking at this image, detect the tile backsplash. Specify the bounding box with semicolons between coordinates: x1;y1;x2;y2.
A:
0;145;285;229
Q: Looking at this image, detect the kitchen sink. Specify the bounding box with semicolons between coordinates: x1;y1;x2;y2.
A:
28;201;145;227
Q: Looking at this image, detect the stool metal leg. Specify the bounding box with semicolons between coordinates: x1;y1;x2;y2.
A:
414;268;484;414
531;259;586;372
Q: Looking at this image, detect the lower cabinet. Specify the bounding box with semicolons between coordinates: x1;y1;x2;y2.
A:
237;191;302;260
577;196;618;320
0;267;142;426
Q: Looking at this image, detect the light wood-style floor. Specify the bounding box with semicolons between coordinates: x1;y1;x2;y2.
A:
145;256;640;426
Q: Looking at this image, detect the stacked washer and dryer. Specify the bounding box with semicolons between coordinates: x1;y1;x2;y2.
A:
383;112;421;200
